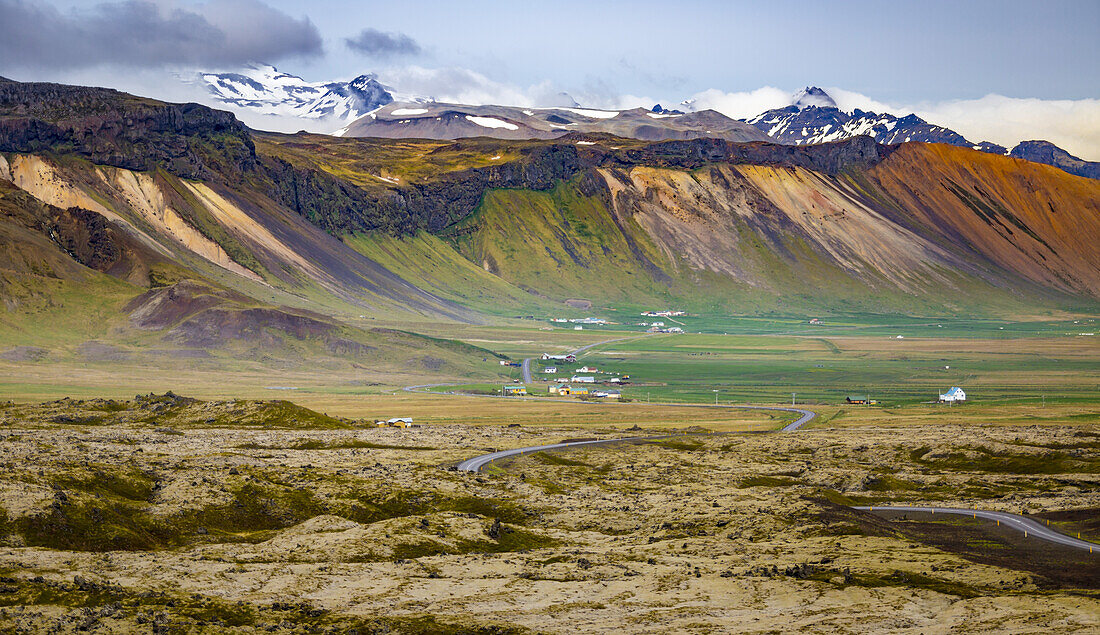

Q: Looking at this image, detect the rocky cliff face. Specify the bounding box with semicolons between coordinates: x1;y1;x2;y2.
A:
258;142;585;234
0;79;255;180
257;134;894;237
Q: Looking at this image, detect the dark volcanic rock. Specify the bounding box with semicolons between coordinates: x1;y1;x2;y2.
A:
1010;140;1100;180
262;134;893;238
0;181;167;287
620;134;892;175
260;141;584;234
0;79;255;180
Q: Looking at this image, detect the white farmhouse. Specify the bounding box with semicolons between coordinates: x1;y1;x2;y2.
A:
939;387;966;403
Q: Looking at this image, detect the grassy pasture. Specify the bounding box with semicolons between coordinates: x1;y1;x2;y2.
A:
3;311;1097;428
569;330;1100;407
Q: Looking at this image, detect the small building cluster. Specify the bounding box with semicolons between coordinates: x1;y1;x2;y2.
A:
549;384;620;399
503;385;527;396
641;310;685;317
375;417;414;428
646;325;683;333
537;354;632;400
845;396;878;405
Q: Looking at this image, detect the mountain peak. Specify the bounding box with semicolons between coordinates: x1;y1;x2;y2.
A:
793;86;837;110
197;64;392;128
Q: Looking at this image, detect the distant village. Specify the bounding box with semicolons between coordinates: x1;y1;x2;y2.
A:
495;309;972;409
547;310;687;334
497;352;632;401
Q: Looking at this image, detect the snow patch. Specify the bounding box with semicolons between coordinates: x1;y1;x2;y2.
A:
561;108;620;119
391;108;428;116
465;116;519;131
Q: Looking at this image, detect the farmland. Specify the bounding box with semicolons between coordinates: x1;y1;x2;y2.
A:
412;315;1099;414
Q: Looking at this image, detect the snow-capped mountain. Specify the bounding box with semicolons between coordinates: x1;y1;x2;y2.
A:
792;86;837;109
341;102;765;142
198;64;393;127
744;86;1007;152
191;69;1095;180
738;88;1100;179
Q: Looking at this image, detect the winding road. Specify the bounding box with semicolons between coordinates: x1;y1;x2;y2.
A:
854;506;1099;553
409;335;1099;553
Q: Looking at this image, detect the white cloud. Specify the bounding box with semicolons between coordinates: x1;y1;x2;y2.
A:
377;66;535;106
682;87;790;119
912;95;1100;161
610;94;660;110
820;88;902;117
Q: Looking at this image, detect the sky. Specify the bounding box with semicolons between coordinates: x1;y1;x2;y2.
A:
1;0;1098;159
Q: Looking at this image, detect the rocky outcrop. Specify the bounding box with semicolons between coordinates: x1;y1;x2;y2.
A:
259;135;891;237
0;79;255;180
0;179;167;286
259;142;584;234
1009;141;1100;180
616;134;894;175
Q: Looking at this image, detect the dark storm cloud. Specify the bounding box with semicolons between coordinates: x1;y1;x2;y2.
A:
0;0;322;70
345;28;421;57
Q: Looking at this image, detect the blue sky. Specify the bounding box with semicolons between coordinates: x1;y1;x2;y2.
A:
271;0;1099;103
2;0;1098;158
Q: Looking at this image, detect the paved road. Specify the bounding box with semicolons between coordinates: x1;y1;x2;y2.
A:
854;506;1099;552
456;436;669;472
452;403;815;472
449;402;813;473
519;334;647;388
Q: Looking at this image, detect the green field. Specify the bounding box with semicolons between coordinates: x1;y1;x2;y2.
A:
3;306;1098;424
415;314;1099;411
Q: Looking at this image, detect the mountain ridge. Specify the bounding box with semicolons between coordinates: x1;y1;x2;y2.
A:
737;86;1100;180
188;69;1095;180
1;77;1097;333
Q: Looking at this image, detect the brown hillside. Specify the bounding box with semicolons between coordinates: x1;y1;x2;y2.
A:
866;143;1100;297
